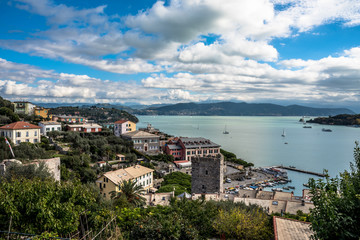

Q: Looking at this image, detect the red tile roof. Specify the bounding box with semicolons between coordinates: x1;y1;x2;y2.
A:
174;160;190;164
0;121;41;130
115;120;130;124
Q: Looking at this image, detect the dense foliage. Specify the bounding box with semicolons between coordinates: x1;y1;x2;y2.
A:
118;199;273;240
157;172;191;196
111;179;146;207
51;131;135;162
0;137;53;161
221;148;254;167
308;114;360;126
309;142;360;239
49;106;138;123
0;178;111;237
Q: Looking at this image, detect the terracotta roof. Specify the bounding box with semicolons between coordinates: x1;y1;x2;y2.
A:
273;216;313;240
174;160;190;164
102;165;154;185
115;120;134;124
0;121;41;130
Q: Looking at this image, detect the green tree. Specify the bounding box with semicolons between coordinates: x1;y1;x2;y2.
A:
213;207;272;240
0;178;101;236
111;179;146;207
309;142;360;240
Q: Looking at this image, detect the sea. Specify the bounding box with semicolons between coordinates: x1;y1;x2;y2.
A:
137;115;360;196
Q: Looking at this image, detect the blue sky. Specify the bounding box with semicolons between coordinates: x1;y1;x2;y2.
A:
1;0;360;111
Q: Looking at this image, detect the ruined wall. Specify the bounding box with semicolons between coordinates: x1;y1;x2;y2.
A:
191;155;224;194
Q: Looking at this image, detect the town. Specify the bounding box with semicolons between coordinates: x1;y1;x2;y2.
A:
0;98;315;239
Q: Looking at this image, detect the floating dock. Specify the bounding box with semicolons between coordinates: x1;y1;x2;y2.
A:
275;166;327;177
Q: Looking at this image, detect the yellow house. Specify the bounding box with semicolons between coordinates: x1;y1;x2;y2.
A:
0;121;41;145
97;165;154;199
34;107;50;119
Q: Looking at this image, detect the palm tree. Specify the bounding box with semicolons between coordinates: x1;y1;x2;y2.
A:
110;179;146;207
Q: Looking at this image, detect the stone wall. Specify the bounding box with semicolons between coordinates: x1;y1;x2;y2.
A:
191;155;224;194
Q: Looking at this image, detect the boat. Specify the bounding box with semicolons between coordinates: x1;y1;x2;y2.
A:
303;126;312;128
223;125;229;134
322;128;332;132
289;165;296;169
283;186;290;190
281;129;286;137
284;142;288;144
288;186;295;189
272;188;283;192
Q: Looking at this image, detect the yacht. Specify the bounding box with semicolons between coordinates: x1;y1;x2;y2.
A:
223;125;229;134
322;128;332;132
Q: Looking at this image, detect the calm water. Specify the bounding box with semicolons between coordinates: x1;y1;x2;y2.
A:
137;116;360;195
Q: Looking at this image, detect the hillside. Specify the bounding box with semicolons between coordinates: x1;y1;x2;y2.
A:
307;114;360;126
136;102;354;116
49;106;138;123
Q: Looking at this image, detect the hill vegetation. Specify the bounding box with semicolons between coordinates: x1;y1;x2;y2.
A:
49;105;138;123
136;102;354;116
307;114;360;126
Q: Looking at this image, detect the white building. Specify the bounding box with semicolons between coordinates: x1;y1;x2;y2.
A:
38;121;62;136
114;120;136;137
0;121;41;145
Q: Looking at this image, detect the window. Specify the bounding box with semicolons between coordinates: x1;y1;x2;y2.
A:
34;139;38;143
26;139;29;142
34;131;37;136
192;151;196;154
214;149;218;153
103;184;106;188
187;151;190;155
147;180;148;185
203;150;207;154
103;193;106;197
16;140;21;144
26;131;29;137
205;170;208;175
51;127;54;131
57;127;60;130
104;177;106;182
46;128;50;131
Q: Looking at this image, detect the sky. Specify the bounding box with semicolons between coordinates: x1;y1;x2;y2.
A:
1;0;360;111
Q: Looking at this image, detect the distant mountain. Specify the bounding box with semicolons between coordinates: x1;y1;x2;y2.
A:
135;102;355;116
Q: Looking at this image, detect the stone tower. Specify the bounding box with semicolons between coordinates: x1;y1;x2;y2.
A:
191;154;224;194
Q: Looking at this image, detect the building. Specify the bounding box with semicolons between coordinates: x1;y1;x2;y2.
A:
114;120;136;137
121;130;160;155
34;107;51;119
12;101;36;115
0;121;41;145
52;115;87;123
66;123;102;133
38;121;62;135
97;165;154;199
191;155;224;194
0;157;61;181
165;137;221;161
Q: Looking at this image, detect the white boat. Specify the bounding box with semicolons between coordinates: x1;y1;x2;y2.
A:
223;125;229;134
281;129;286;137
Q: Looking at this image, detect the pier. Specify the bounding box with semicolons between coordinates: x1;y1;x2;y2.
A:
275;166;327;177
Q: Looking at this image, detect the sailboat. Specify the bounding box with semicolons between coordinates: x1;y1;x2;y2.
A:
281;129;286;137
223;125;229;134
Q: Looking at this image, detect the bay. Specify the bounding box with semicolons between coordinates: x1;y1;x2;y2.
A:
137;115;360;195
